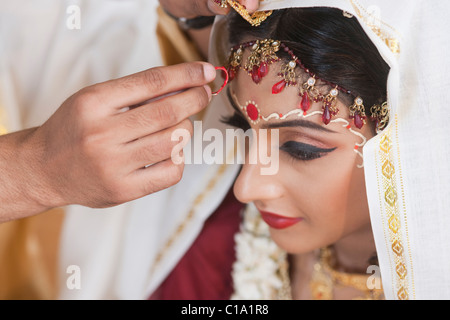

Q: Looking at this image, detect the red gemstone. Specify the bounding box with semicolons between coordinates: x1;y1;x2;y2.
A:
322;105;331;125
258;62;269;79
272;80;286;94
251;65;262;84
301;93;311;112
354;114;364;129
246;103;259;121
228;67;236;82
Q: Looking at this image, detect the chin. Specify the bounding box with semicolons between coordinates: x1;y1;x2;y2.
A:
269;229;320;255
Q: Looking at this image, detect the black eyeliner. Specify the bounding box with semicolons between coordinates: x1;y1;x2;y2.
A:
281;141;337;154
281;141;337;161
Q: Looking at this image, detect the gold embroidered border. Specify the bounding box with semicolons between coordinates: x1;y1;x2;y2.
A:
374;132;395;298
378;124;410;300
349;0;401;55
394;115;415;299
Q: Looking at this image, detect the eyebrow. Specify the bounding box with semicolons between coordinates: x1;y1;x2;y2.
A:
261;119;337;133
226;87;338;134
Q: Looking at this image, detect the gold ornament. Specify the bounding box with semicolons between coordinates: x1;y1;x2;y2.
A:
226;0;273;27
370;102;390;133
244;39;280;84
349;97;367;129
310;247;385;300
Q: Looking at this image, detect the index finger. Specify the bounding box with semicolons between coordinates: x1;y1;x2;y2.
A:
94;62;217;110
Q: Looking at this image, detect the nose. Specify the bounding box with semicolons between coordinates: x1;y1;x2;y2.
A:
233;158;284;205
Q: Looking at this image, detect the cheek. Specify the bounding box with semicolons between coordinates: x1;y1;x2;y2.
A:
288;149;357;217
322;154;369;230
272;148;370;252
303;158;353;230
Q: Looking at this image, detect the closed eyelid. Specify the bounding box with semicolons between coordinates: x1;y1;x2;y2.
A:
281;141;337;153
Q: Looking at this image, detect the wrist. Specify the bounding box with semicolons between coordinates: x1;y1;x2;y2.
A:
0;129;58;221
16;128;65;211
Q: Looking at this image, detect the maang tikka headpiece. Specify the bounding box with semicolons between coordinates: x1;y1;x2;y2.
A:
225;39;389;132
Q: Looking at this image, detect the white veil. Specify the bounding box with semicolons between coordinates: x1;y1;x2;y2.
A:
213;0;449;300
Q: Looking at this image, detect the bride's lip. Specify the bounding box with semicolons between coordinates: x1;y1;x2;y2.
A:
259;211;303;230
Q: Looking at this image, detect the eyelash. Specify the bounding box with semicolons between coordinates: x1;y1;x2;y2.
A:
221;112;251;131
222;113;336;162
280;141;336;161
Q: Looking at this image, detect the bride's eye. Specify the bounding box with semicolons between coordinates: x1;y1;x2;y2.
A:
280;141;336;161
221;112;251;131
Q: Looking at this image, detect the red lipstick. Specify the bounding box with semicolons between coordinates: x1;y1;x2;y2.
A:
259;211;303;230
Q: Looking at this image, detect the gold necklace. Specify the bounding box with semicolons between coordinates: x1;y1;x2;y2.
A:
309;247;385;300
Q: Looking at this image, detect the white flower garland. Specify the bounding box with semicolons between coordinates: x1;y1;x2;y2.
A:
231;204;290;300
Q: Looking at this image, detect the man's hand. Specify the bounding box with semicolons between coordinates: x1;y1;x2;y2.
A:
0;62;217;222
159;0;260;19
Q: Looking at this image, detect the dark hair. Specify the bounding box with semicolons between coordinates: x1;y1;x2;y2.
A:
227;7;389;109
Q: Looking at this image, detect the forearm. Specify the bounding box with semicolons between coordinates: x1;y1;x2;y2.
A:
0;129;54;223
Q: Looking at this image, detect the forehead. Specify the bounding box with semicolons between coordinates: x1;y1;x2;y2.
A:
232;61;297;103
229;62;351;121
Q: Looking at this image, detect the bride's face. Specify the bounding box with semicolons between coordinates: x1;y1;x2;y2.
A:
228;62;376;254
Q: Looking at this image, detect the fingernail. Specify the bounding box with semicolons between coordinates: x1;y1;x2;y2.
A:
203;63;217;82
